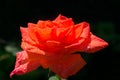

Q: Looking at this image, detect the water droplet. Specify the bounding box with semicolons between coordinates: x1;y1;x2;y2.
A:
87;46;90;49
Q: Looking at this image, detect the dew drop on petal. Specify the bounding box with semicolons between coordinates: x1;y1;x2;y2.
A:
87;46;90;49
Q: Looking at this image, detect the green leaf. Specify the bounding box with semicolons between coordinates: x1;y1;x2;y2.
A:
49;76;59;80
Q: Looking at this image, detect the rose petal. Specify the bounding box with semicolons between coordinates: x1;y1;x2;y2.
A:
53;14;74;28
64;22;90;44
85;33;108;53
51;27;70;41
35;27;52;42
37;20;54;28
20;27;36;44
27;23;41;44
10;51;49;78
64;36;90;54
65;33;108;54
44;40;63;53
76;22;90;38
20;27;45;55
64;22;90;53
28;22;52;42
49;54;86;78
54;14;68;22
21;42;46;55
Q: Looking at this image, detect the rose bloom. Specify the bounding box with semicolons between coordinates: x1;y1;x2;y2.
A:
10;14;108;78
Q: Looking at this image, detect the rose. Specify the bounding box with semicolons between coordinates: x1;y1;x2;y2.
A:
10;14;108;78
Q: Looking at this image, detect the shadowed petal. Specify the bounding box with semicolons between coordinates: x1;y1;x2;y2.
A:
49;54;86;78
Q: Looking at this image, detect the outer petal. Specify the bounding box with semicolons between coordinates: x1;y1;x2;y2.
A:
65;33;108;54
21;42;46;55
20;27;46;55
49;54;86;78
20;27;36;44
10;51;48;78
85;33;108;53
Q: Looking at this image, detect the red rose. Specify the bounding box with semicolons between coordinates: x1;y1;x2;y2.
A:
10;14;108;78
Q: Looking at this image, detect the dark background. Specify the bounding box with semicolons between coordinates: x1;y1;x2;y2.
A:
0;0;120;80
